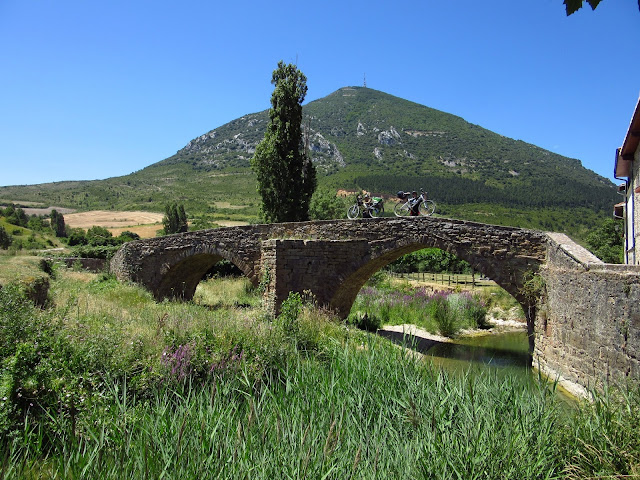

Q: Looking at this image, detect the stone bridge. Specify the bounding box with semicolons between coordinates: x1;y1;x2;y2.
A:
110;217;547;318
110;216;640;396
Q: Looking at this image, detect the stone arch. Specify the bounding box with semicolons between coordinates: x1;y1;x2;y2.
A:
155;247;255;301
328;239;539;321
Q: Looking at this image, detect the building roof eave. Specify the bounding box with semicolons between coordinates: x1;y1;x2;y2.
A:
620;94;640;159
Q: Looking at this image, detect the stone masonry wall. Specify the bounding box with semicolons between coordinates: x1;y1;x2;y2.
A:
261;238;373;317
535;234;640;396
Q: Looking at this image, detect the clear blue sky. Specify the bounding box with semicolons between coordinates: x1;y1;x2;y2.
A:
1;0;638;187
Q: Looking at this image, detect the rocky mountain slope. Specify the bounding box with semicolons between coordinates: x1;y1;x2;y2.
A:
0;86;617;237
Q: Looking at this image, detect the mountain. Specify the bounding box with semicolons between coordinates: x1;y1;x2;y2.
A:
0;87;617;238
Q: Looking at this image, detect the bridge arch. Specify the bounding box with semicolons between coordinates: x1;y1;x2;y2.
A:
155;247;255;300
111;217;547;315
327;239;533;320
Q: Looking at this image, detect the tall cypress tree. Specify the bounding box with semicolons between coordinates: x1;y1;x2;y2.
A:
50;209;66;237
251;61;316;223
163;202;188;234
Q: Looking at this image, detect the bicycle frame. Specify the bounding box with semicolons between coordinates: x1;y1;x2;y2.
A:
394;189;435;217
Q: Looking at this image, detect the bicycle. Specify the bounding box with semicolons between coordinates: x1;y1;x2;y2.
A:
347;194;384;219
394;189;436;217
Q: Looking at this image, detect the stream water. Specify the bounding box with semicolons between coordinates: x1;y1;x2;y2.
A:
381;328;577;400
424;330;530;375
377;327;561;389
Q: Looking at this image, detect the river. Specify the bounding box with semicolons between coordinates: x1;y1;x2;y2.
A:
378;325;576;400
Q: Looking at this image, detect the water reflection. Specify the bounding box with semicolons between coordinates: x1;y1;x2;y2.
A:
378;328;580;402
377;330;531;374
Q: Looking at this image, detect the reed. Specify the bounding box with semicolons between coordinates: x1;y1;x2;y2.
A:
2;263;640;479
3;337;569;479
350;285;488;336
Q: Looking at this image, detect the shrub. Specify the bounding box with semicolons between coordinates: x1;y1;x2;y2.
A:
428;294;459;337
0;225;12;249
38;258;58;278
447;292;488;329
347;311;382;332
70;244;120;260
276;291;303;338
365;270;392;290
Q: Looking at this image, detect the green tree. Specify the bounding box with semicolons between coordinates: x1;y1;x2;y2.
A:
162;203;188;234
118;231;140;242
49;209;66;237
86;226;114;246
0;225;12;249
586;218;623;263
251;61;316;223
309;188;346;220
392;248;471;274
6;207;28;227
67;228;87;246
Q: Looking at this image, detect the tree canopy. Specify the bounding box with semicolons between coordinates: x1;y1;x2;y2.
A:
586;218;623;263
251;61;316;223
162;203;188;235
50;209;66;238
564;0;640;15
309;188;346;220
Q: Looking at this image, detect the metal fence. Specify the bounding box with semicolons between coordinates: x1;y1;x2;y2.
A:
389;271;496;288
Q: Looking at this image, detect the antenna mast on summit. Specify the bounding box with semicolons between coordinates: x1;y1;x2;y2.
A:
363;73;367;88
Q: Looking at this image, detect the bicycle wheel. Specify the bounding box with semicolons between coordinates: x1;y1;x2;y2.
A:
419;200;436;216
369;205;383;218
394;202;411;217
347;204;360;219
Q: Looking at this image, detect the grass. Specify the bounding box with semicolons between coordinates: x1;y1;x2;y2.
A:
1;259;640;478
193;276;261;309
2;337;567;479
349;279;490;337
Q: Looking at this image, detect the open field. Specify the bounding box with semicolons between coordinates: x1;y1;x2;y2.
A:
22;206;76;216
214;219;250;227
62;210;163;238
390;271;498;289
64;210;164;228
107;224;163;238
213;201;249;210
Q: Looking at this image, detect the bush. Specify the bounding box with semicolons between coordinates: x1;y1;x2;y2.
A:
365;270;392;290
276;291;303;338
38;258;58;278
0;225;12;249
429;295;459;336
447;292;488;329
70;244;120;260
347;311;382;332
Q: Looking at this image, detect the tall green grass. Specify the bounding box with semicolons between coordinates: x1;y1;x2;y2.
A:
2;263;640;478
2;336;567;479
349;284;488;336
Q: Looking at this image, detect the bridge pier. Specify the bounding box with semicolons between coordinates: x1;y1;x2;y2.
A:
261;239;373;317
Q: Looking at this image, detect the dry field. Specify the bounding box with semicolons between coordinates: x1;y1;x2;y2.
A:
62;210;249;238
214;220;250;227
64;210;164;238
213;201;249;210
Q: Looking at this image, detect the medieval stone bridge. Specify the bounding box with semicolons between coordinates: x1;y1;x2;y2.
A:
110;216;640;396
110;216;551;318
